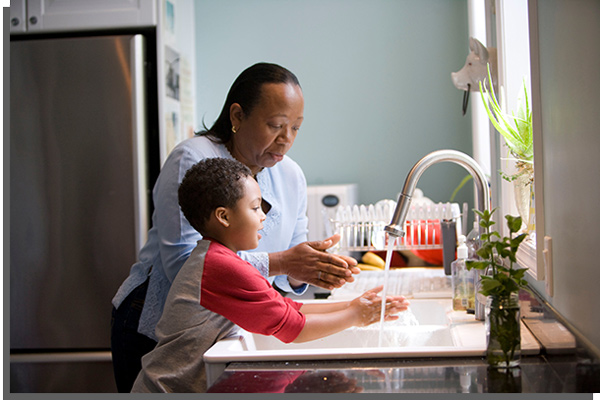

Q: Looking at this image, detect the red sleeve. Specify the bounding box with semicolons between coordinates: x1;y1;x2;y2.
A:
200;243;305;343
208;371;305;393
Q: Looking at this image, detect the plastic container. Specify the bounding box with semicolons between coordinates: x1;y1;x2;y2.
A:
465;221;481;260
451;235;475;311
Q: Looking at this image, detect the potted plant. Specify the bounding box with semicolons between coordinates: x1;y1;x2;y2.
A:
479;65;534;233
467;208;529;368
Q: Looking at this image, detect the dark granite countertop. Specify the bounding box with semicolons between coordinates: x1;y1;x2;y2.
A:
208;354;600;393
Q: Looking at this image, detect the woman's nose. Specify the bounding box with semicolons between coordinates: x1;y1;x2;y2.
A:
277;127;296;144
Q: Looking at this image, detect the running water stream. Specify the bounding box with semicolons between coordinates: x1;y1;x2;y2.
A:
378;237;397;347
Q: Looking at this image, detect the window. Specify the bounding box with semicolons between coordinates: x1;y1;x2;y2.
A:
476;0;543;279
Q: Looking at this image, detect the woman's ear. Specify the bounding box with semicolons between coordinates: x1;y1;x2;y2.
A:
229;103;244;129
215;207;230;228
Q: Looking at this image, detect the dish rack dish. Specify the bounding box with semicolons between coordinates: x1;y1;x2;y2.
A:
330;201;462;252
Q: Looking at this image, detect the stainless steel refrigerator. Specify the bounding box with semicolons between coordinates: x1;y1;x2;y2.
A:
10;33;159;392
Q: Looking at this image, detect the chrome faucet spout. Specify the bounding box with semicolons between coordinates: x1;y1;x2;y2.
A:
384;149;490;320
384;149;489;237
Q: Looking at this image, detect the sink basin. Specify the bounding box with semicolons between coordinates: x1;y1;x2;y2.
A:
204;298;540;386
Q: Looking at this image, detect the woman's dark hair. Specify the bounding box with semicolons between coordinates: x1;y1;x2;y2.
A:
178;157;253;234
197;62;301;144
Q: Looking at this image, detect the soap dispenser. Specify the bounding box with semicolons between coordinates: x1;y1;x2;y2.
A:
451;235;475;311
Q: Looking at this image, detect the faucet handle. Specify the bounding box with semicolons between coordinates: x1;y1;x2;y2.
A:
384;224;405;239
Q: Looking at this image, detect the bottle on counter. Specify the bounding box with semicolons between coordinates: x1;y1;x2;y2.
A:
451;235;475;312
465;221;481;260
466;220;487;318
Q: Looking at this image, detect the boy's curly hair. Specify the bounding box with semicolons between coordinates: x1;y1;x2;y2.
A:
178;158;253;234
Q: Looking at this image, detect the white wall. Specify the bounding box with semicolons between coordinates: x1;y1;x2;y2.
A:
194;0;475;208
528;0;600;356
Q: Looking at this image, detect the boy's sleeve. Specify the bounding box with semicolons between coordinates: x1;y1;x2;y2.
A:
200;251;305;344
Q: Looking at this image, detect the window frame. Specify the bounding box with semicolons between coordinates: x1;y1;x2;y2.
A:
485;0;545;281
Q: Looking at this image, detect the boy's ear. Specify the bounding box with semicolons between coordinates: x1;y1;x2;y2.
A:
215;207;230;228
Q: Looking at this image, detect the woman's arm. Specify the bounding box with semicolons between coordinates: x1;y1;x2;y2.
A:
267;160;359;290
293;286;409;343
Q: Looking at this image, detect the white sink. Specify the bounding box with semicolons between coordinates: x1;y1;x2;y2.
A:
204;298;539;386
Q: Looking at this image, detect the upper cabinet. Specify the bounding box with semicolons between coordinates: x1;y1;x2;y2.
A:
10;0;157;34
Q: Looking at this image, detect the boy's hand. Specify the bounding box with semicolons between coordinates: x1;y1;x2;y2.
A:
351;285;410;327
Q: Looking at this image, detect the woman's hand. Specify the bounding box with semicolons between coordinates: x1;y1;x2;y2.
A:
350;285;410;327
269;234;359;290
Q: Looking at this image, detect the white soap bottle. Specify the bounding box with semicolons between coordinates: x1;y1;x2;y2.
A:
451;235;475;311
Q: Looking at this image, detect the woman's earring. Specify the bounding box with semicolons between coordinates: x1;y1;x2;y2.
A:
231;126;237;134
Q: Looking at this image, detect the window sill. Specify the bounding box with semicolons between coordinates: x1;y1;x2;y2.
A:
517;234;539;280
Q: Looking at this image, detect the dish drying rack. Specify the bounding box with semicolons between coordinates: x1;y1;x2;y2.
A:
329;201;462;252
329;268;452;300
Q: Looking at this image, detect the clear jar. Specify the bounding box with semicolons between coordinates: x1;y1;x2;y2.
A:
485;292;521;368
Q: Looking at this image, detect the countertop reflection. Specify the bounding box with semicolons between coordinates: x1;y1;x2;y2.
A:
207;355;600;393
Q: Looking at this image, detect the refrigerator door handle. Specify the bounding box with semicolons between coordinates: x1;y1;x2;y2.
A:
11;351;113;364
131;34;150;253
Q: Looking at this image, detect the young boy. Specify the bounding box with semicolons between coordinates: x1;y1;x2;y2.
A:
131;158;409;393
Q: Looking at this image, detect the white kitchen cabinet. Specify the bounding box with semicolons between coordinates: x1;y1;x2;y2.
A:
10;0;157;34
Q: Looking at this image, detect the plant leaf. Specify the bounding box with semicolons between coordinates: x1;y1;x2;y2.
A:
466;260;490;271
510;234;528;251
481;279;502;293
477;247;492;260
450;175;473;202
511;268;527;280
506;215;523;234
480;219;497;230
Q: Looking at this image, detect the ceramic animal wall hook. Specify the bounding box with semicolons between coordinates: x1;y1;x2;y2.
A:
451;37;498;115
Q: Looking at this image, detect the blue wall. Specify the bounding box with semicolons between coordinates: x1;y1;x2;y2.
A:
194;0;472;207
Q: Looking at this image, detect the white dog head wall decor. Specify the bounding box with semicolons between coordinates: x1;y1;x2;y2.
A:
451;37;498;115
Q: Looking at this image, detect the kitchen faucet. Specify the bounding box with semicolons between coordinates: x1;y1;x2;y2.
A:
384;149;490;320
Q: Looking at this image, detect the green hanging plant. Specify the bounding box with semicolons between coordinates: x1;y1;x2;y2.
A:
479;64;533;182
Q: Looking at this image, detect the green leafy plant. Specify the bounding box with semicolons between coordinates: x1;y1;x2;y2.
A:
467;208;530;367
466;208;529;296
479;64;533;182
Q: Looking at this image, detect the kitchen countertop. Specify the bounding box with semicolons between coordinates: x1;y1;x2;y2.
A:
208;354;600;393
207;274;600;393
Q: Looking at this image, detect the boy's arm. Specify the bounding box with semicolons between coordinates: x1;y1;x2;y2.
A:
298;301;350;314
293;287;409;343
294;309;359;343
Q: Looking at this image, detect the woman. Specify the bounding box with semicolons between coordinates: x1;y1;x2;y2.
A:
111;62;359;392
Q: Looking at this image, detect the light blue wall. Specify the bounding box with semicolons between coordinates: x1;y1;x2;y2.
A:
194;0;472;207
